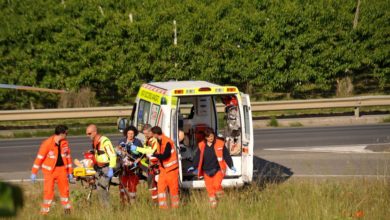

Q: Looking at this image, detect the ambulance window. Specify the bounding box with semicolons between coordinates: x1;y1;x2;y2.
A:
243;105;250;140
149;104;161;126
137;99;151;131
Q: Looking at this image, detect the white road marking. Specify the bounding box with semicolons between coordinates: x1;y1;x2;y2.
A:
263;145;377;153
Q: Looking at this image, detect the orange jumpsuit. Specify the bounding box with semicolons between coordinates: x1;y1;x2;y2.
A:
197;139;231;208
31;135;72;214
155;134;179;209
119;168;139;203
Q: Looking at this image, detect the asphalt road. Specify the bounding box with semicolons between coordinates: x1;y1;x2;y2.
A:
1;124;389;180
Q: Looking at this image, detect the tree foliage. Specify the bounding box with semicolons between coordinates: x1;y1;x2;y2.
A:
0;0;389;109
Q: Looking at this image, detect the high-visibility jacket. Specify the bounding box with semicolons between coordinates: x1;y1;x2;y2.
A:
157;134;178;172
93;135;117;168
136;137;159;155
32;135;72;175
197;139;227;177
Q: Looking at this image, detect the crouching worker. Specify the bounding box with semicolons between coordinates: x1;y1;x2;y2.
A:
86;124;116;207
188;127;236;208
116;125;143;205
30;125;73;215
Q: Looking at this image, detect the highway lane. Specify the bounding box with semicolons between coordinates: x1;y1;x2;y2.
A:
0;124;389;180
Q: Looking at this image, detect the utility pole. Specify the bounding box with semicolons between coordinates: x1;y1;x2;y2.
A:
353;0;361;29
173;20;178;68
129;13;133;23
173;20;177;46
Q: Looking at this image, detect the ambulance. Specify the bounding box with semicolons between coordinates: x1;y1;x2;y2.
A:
118;81;253;188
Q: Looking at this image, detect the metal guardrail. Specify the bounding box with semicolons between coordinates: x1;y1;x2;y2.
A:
0;96;389;121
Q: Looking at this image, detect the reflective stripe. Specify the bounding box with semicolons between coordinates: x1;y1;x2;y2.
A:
217;157;223;162
151;195;158;199
66;164;72;168
158;193;166;198
48;155;55;159
129;192;136;197
33;164;40;169
60;197;69;202
42;164;52;171
61;154;66;157
63;203;71;209
120;189;125;192
149;187;157;191
164;160;177;168
217;148;223;150
171;149;175;153
40;207;50;213
66;156;71;159
43;199;52;205
37;155;44;159
159;201;167;206
172;201;179;206
209;197;216;202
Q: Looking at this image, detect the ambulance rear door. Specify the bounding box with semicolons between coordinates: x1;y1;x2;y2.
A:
240;93;254;183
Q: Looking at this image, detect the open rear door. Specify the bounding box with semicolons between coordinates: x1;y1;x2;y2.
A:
240;93;254;183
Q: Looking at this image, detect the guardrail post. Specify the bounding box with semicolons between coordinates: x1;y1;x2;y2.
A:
354;107;360;118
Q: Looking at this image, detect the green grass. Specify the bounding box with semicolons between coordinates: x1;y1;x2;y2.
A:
267;117;279;127
11;178;390;220
0;126;119;139
289;122;303;127
0;117;118;128
0;117;120;139
383;116;390;123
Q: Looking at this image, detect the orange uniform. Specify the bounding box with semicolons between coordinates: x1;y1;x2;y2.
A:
156;134;179;209
31;135;73;214
197;139;230;208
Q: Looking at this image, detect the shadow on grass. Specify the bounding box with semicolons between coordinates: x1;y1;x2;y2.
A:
252;155;293;188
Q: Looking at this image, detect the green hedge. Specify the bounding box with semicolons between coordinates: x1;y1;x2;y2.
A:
1;0;389;109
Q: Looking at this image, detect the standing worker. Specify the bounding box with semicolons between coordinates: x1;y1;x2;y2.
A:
86;124;117;207
116;125;143;205
188;127;236;208
130;124;160;203
31;125;73;215
149;126;179;209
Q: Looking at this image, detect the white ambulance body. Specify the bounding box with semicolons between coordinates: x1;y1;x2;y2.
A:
119;81;253;188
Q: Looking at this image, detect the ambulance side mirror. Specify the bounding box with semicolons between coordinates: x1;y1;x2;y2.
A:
117;118;128;133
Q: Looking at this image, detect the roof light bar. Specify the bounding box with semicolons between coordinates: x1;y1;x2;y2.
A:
198;87;211;92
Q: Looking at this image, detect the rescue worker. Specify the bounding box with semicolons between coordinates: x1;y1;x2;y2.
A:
30;125;73;215
188;127;236;208
116;125;143;205
149;126;179;209
86;124;116;207
130;124;160;203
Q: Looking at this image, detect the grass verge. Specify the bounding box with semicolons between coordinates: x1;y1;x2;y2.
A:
10;178;389;220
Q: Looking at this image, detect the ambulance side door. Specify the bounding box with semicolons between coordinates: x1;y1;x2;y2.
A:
240;93;254;183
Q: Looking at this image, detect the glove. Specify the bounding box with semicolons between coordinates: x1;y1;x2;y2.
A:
68;174;76;184
107;168;114;178
231;166;237;173
30;174;36;183
187;167;195;173
130;144;137;152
